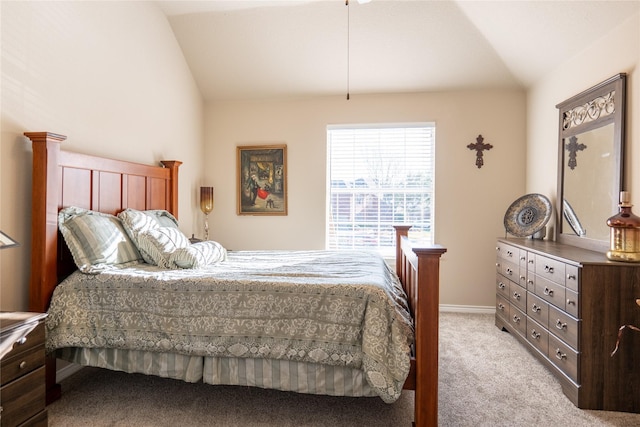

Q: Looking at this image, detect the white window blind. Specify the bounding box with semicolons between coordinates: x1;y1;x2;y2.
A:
326;123;435;254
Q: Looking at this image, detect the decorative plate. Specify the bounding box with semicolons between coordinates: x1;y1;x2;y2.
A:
504;194;552;237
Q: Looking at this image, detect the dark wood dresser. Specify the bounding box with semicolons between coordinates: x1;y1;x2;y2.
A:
495;238;640;412
0;312;48;427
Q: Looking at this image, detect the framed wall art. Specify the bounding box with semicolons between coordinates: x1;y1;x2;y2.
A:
237;144;287;215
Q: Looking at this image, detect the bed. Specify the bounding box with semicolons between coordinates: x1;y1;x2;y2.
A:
25;131;446;426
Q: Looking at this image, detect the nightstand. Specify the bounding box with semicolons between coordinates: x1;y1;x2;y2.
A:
0;312;48;427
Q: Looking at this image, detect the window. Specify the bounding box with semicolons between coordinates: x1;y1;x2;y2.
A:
326;123;435;255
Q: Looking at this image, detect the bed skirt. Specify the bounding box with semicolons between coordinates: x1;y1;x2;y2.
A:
55;348;378;398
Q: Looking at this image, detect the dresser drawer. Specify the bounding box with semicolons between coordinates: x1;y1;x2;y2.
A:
534;274;566;310
497;259;519;282
509;305;527;337
0;322;44;368
549;305;579;349
535;254;566;286
0;366;46;427
496;242;519;262
565;264;579;292
496;294;509;322
517;250;528;269
509;281;527;313
527;291;549;329
527;317;549;355
496;276;510;299
549;334;579;383
565;288;579;318
0;345;45;386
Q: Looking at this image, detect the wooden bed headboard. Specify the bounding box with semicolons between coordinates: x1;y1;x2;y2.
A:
25;132;182;313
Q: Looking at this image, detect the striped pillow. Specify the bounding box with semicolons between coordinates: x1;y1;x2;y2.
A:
58;207;142;274
169;241;227;269
137;227;190;268
118;209;179;264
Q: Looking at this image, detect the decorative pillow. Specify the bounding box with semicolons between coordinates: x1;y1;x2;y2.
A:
58;207;142;274
169;241;227;269
136;227;190;268
118;209;179;264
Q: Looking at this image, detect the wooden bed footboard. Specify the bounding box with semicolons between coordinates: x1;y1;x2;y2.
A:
394;225;447;427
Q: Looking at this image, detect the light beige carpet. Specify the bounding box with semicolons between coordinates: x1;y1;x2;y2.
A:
47;312;640;426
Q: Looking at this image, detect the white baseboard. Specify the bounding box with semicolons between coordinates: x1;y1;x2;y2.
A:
56;362;83;383
439;304;495;314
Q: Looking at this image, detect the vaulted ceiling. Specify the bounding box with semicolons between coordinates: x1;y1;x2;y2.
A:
157;1;639;101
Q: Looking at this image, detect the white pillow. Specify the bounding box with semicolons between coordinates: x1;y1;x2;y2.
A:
118;209;179;264
169;241;227;269
136;227;190;268
58;207;142;274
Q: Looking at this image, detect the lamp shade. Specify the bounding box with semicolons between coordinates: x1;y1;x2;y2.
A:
0;230;19;250
200;187;214;215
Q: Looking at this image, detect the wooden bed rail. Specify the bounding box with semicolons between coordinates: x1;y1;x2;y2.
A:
394;225;447;427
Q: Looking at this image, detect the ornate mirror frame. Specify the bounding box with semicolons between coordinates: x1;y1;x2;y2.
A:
556;73;626;252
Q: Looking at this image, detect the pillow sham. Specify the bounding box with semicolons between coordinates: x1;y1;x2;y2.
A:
118;209;179;264
58;207;142;274
136;226;190;268
169;241;227;269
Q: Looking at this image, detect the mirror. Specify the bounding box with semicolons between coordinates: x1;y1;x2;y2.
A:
556;73;626;252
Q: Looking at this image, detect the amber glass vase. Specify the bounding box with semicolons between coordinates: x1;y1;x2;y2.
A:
606;191;640;262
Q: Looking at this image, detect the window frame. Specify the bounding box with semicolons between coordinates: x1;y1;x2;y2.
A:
325;122;435;255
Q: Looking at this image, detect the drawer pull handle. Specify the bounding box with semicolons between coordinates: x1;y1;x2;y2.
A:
520;256;526;261
513;291;521;301
512;315;521;324
519;275;526;282
567;299;576;306
528;259;534;264
531;330;541;340
555;349;567;360
17;337;27;345
19;361;27;369
506;268;513;275
527;279;534;286
498;303;505;311
567;274;576;280
544;287;554;296
555;319;567;330
498;282;506;290
531;303;541;313
506;250;513;257
544;265;554;274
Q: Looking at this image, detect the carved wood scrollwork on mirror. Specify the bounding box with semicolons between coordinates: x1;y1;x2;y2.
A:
556;73;626;252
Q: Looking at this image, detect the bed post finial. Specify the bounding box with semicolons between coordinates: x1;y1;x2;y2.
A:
160;160;182;219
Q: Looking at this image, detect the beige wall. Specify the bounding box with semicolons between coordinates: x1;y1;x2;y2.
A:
7;2;631;312
205;90;527;308
0;1;204;311
526;11;639;234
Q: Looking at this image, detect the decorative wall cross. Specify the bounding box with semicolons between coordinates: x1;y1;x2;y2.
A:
565;135;587;170
467;134;493;169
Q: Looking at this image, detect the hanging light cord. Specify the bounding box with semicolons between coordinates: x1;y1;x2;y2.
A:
346;0;350;100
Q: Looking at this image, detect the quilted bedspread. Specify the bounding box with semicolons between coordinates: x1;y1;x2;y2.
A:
46;250;414;402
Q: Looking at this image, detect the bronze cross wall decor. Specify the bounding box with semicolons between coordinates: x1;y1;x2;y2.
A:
467;134;493;169
565;135;587;170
